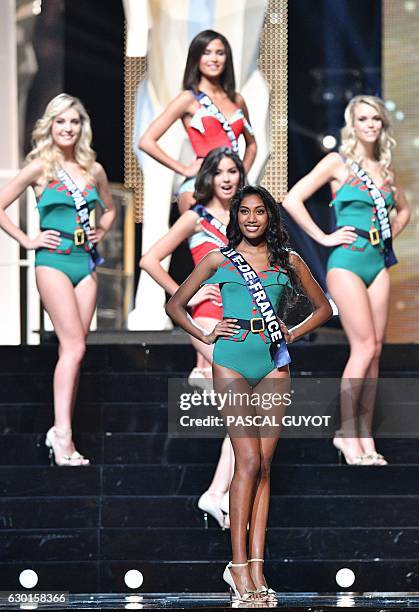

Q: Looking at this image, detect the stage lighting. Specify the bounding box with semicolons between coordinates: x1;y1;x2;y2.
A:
32;0;42;15
322;135;337;150
404;1;417;12
124;569;144;589
395;110;405;121
19;569;38;589
336;567;355;588
385;100;396;111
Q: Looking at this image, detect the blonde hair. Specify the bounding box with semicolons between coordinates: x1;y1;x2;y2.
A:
26;93;96;181
339;95;396;186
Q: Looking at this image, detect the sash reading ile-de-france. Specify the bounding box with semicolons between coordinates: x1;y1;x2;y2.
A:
192;204;227;247
349;160;397;268
196;92;239;153
57;166;104;270
220;246;291;368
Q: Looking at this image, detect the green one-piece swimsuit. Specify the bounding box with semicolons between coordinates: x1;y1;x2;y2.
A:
327;175;394;286
202;255;291;385
35;178;106;286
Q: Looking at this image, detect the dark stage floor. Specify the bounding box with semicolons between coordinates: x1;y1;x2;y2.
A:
1;593;419;611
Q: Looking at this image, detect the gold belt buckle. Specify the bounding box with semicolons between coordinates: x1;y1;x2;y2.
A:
74;228;85;246
250;317;265;333
369;228;380;246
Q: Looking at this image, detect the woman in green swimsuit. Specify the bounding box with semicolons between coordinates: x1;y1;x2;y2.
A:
167;185;331;601
0;93;116;465
283;95;411;465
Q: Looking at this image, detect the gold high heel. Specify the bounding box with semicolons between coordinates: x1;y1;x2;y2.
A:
223;562;258;603
363;451;388;466
45;427;90;466
332;433;373;466
248;558;278;601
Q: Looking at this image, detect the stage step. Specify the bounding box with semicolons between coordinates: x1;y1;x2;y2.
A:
0;345;418;593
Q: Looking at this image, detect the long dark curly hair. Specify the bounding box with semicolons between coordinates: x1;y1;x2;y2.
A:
227;185;301;306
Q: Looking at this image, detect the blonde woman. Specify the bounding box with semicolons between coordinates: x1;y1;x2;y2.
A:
0;93;115;465
283;95;410;465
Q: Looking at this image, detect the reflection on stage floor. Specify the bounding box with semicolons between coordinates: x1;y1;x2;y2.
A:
2;592;418;611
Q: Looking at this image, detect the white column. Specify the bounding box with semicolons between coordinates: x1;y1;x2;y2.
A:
0;0;20;344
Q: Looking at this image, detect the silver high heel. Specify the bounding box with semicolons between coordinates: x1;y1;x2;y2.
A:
223;562;257;603
45;427;89;466
198;491;227;529
248;558;277;601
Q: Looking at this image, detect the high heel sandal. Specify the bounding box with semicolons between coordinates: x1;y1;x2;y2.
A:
45;427;90;466
187;367;213;391
363;451;388;466
223;562;258;603
220;491;230;529
332;433;372;466
197;491;227;529
248;558;278;601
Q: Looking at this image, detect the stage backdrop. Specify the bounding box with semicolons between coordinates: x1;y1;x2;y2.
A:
383;1;419;342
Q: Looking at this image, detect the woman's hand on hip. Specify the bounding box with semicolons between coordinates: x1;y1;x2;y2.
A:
204;319;240;345
321;226;357;247
26;230;61;250
279;320;294;343
87;228;106;244
188;284;222;307
182;158;203;178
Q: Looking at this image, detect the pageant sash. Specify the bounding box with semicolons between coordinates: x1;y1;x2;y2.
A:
220;246;291;368
349;160;397;267
57;166;104;269
192;204;227;247
196;92;239;153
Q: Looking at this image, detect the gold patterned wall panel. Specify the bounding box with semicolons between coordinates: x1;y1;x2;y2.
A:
124;52;146;223
383;1;419;342
259;0;288;200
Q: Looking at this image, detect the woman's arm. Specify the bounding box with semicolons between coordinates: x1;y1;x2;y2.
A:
235;93;257;174
282;152;357;247
166;250;239;344
391;180;411;238
88;162;116;244
138;91;202;178
140;211;198;295
140;211;220;305
0;159;61;250
283;252;332;342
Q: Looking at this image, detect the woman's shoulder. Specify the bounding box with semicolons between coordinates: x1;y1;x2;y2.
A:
24;158;45;180
288;250;306;271
233;92;247;109
91;161;106;182
202;248;225;266
321;151;345;170
177;90;197;107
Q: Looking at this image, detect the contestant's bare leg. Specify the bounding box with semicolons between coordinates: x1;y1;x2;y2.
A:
248;366;289;588
178;191;196;215
327;268;377;459
213;362;258;595
69;273;97;417
36;267;96;464
359;269;390;457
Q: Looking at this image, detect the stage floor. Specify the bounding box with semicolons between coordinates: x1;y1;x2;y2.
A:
2;592;418;611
